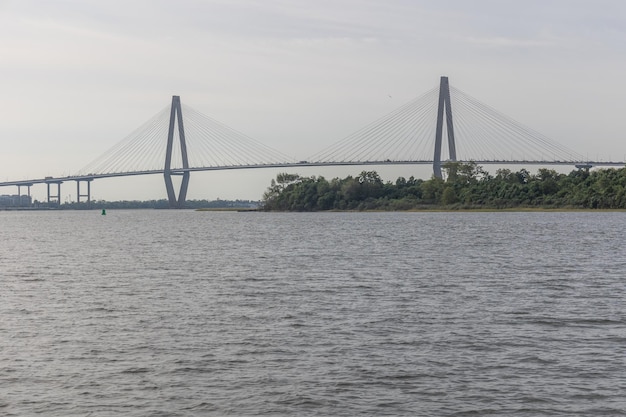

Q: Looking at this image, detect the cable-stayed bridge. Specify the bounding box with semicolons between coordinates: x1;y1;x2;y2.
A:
1;76;623;208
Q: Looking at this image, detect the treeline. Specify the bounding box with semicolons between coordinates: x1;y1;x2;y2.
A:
56;199;259;210
261;162;626;211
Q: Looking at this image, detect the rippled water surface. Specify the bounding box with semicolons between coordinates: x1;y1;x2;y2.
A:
1;210;625;416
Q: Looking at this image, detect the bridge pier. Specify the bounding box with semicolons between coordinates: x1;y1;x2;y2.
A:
76;179;93;205
164;171;190;207
46;180;63;206
433;76;457;179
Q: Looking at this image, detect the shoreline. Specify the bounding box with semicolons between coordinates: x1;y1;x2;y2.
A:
236;207;626;213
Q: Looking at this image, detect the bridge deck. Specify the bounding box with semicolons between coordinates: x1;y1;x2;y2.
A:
1;160;623;188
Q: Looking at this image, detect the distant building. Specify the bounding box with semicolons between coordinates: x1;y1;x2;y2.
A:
0;194;32;207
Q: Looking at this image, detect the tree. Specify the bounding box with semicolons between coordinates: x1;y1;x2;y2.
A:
515;168;531;184
495;168;515;183
261;167;626;211
442;186;457;205
421;176;445;203
444;161;486;185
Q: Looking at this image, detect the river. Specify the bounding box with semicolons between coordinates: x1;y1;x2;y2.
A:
1;210;625;416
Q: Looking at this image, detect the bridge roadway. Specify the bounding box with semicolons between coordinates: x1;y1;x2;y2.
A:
1;160;625;188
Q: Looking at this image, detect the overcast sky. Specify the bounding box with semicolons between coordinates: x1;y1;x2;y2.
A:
1;0;625;202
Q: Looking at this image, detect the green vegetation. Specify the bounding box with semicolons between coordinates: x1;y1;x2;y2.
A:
261;162;626;211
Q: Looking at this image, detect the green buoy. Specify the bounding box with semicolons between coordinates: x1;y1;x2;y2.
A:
101;209;106;215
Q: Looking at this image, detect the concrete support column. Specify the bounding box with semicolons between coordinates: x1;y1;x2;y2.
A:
433;76;457;179
76;179;93;205
46;181;62;205
164;95;190;208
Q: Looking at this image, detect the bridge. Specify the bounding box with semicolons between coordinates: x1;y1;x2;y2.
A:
1;77;623;208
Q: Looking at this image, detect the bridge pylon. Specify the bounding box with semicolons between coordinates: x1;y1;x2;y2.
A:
164;95;190;208
433;76;457;179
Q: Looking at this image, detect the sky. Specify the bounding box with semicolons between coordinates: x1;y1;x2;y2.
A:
1;0;626;202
